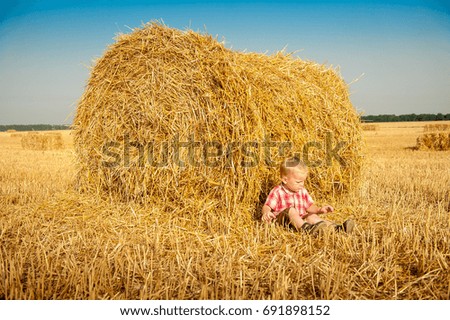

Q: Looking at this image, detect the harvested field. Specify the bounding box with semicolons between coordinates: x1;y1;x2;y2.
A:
0;122;449;299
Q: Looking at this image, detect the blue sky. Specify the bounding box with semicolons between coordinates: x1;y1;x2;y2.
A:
0;0;449;125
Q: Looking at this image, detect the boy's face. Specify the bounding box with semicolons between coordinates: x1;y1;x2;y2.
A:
281;167;308;192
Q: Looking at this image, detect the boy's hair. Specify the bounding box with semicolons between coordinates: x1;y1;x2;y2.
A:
280;156;308;177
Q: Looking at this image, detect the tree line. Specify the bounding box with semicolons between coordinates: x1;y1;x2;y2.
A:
0;124;71;132
361;113;450;122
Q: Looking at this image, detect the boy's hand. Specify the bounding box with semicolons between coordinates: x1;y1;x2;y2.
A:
318;205;334;214
262;205;276;222
262;210;276;222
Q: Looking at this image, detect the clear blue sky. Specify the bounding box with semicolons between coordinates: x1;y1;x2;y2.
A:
0;0;449;124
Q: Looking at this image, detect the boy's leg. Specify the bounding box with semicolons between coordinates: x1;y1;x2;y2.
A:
305;213;334;226
288;207;306;230
276;207;306;230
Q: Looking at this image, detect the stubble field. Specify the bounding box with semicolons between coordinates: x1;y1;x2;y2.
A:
0;121;449;299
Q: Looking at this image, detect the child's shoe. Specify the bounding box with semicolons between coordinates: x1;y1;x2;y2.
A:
300;222;312;232
301;221;326;235
335;219;355;233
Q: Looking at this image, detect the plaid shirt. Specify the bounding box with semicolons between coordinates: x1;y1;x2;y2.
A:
264;184;314;218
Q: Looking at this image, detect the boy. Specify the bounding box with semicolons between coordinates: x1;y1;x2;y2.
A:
262;156;354;234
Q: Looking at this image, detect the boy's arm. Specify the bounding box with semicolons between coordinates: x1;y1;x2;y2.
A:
303;189;333;215
262;204;276;222
306;204;334;215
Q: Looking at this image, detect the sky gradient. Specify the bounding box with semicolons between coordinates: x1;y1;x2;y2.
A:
0;0;449;125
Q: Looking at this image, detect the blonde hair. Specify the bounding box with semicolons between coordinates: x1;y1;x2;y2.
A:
280;156;308;177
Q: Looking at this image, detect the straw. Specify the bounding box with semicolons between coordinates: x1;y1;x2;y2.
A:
73;22;363;223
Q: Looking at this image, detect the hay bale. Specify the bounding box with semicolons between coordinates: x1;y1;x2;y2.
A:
416;132;450;151
10;133;22;138
423;123;450;132
73;22;363;222
21;132;64;150
362;124;377;131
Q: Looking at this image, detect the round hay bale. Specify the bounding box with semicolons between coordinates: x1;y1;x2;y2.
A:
416;132;450;151
73;22;363;223
362;124;377;131
21;132;64;150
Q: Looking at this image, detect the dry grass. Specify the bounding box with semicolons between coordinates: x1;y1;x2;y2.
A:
1;123;449;299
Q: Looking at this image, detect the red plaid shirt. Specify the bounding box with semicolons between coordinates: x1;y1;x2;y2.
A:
264;184;314;218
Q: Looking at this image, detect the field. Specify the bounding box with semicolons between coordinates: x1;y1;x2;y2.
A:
0;121;449;299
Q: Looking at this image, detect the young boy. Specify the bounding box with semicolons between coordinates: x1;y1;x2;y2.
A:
262;156;354;234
